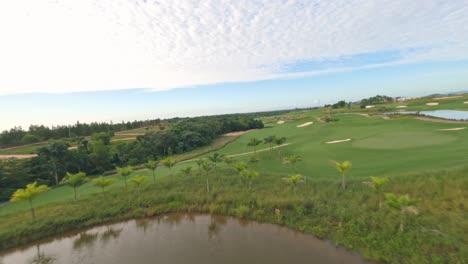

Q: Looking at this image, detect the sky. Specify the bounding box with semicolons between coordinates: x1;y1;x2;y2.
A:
0;0;468;130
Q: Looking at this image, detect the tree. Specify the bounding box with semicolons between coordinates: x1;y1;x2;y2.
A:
248;138;262;155
248;156;259;169
240;170;259;189
129;175;147;195
92;177;115;193
195;159;204;175
208;153;223;177
223;156;233;166
61;172;88;201
274;137;287;158
10;182;50;219
145;159;159;183
385;193;418;232
37;141;70;185
233;162;248;174
364;176;389;208
264;135;276;152
161;157;177;176
181;166;193;177
283;155;302;172
116;166;133;189
282;174;304;193
334;160;352;191
201;160;213;193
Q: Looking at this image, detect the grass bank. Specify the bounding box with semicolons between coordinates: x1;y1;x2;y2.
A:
0;165;466;263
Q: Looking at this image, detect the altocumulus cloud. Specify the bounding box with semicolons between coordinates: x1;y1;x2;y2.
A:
0;0;467;94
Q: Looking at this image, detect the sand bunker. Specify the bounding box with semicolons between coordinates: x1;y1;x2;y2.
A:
426;102;439;106
437;127;466;131
223;129;255;137
434;95;463;100
277;120;285;124
297;122;314;128
0;154;37;160
325;139;351;144
464;101;468;104
396;105;407;108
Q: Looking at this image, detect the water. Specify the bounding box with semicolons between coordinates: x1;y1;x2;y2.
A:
388;110;468;120
0;214;371;264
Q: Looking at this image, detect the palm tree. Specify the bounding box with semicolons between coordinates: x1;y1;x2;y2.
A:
61;172;88;200
263;135;276;152
334;160;352;191
116;166;133;189
92;177;115;193
240;170;259;189
385;193;418;232
161;157;177;176
195;159;204;175
248;156;259;169
364;176;389;208
247;138;262;155
201;160;213;193
145;159;159;183
208;153;223;177
129;175;147;195
283;155;302;172
223;156;234;166
10;182;50;220
181;166;193;177
274;137;287;158
282;174;304;193
233;162;248;174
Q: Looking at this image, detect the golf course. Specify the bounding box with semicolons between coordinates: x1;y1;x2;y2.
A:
1;100;467;263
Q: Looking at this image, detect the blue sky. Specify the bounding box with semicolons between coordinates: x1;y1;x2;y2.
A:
0;0;467;130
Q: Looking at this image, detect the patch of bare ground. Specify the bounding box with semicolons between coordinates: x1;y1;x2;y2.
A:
434;95;463;100
223;129;256;137
437;127;466;131
0;154;37;160
297;122;314;128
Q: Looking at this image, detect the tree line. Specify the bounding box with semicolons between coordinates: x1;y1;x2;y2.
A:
0;114;264;202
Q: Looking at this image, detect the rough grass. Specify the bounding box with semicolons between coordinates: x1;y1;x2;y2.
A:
0;165;466;263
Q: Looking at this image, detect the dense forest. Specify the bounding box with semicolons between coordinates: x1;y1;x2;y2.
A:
0;119;165;148
0;114;264;201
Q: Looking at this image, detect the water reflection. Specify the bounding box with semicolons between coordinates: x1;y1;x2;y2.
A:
100;227;123;244
0;214;372;264
73;232;98;250
29;245;55;264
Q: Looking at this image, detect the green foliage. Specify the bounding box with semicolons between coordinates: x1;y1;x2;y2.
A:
61;172;88;200
91;177;115;192
145;160;159;183
334;160;352;191
129;176;148;194
283;174;304;187
239;170;259;188
116;166;133;189
233;162;248;173
181;166;193;177
10;182;50;219
160;157;177;175
283;155;302;172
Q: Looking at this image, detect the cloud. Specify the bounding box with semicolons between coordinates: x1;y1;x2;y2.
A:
0;0;467;94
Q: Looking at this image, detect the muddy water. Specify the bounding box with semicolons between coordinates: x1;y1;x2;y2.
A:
0;214;371;264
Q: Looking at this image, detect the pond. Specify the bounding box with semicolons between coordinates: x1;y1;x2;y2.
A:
388;110;468;120
0;214;371;264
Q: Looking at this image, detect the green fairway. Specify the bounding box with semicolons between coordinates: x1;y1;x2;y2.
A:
2;109;468;215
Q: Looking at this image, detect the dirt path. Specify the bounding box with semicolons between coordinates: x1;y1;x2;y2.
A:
223;129;256;137
0;154;37;160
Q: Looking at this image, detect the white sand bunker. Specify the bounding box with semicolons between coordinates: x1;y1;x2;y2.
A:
396;105;407;108
437;127;466;131
326;138;351;144
464;101;468;104
277;120;285;124
426;102;439;106
297;122;314;128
